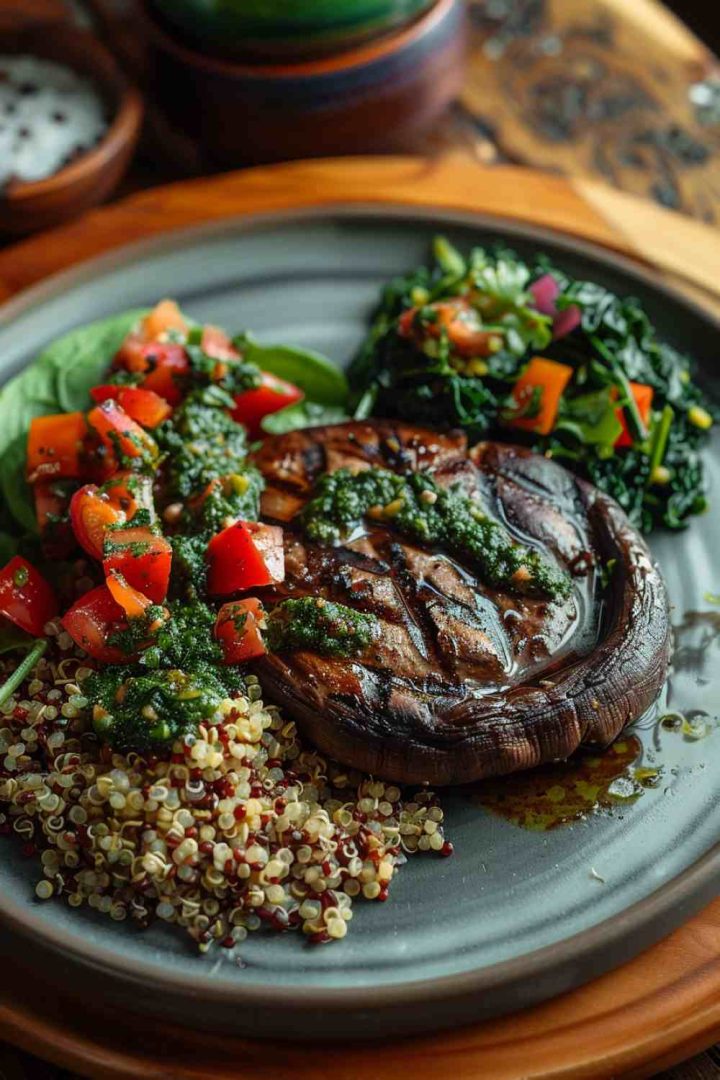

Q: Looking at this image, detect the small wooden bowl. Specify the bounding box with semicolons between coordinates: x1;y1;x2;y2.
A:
0;21;144;236
140;0;465;167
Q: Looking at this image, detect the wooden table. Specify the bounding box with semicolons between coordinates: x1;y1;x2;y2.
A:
2;2;720;1077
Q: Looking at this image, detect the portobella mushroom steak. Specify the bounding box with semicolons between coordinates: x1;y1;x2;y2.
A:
252;421;671;786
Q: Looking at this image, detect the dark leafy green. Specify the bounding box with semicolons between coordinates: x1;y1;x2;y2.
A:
351;238;714;532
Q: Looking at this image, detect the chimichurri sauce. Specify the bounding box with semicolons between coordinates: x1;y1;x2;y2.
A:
300;467;571;600
87;600;245;750
266;597;379;659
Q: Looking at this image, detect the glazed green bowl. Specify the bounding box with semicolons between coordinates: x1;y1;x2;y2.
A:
150;0;435;60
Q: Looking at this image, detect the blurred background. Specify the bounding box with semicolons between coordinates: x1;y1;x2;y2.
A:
0;0;719;235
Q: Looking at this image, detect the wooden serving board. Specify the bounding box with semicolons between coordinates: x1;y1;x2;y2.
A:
1;156;720;1079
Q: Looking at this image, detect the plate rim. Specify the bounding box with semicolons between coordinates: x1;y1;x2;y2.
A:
1;200;719;1015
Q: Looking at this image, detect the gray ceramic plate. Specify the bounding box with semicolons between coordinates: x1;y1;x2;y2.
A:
1;207;719;1040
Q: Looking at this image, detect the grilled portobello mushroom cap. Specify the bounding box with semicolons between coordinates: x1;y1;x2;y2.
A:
251;421;671;786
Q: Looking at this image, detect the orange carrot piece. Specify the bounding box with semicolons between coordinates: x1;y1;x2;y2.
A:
507;357;573;436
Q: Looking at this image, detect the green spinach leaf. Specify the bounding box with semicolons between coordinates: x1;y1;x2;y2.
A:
0;310;146;534
1;434;36;533
236;335;348;406
261;401;349;435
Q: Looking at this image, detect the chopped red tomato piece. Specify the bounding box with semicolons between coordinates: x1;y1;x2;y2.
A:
103;526;172;603
106;570;153;620
215;598;267;664
70;484;126;560
615;382;654;448
61;585;129;663
206;520;284;596
101;471;155;521
506;357;574;436
398;298;498;359
0;556;57;637
114;342;189;406
232;373;303;438
90;386;172;428
243;522;285;583
27;412;86;482
87;400;158;465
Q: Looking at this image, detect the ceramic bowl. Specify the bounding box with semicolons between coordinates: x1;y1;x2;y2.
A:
0;21;143;236
150;0;436;61
140;0;465;167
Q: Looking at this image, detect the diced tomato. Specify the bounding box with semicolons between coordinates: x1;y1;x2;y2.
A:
615;382;654;448
61;585;129;663
103;526;172;603
215;598;267;664
506;357;574;436
70;484;126;560
101;471;155;521
87;400;158;465
0;556;57;637
114;342;189;406
106;570;153;620
27;412;87;482
90;385;121;404
90;386;171;428
140;349;189;405
206;520;285;596
201;325;240;362
243;522;285;583
232;373;304;438
141;300;187;341
398;298;498;359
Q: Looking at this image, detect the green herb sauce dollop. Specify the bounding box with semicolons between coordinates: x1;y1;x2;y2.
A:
300;467;571;600
266;597;379;659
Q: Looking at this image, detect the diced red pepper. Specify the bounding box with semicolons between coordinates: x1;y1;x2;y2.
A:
615;382;654;448
215;598;267;664
90;386;172;429
206;521;284;596
106;570;154;620
506;357;574;436
61;585;130;663
103;526;172;603
87;400;158;466
0;556;57;637
70;484;126;560
27;412;87;482
232;373;304;439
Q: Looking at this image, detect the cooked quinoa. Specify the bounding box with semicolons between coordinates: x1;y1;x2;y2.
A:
0;622;450;952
